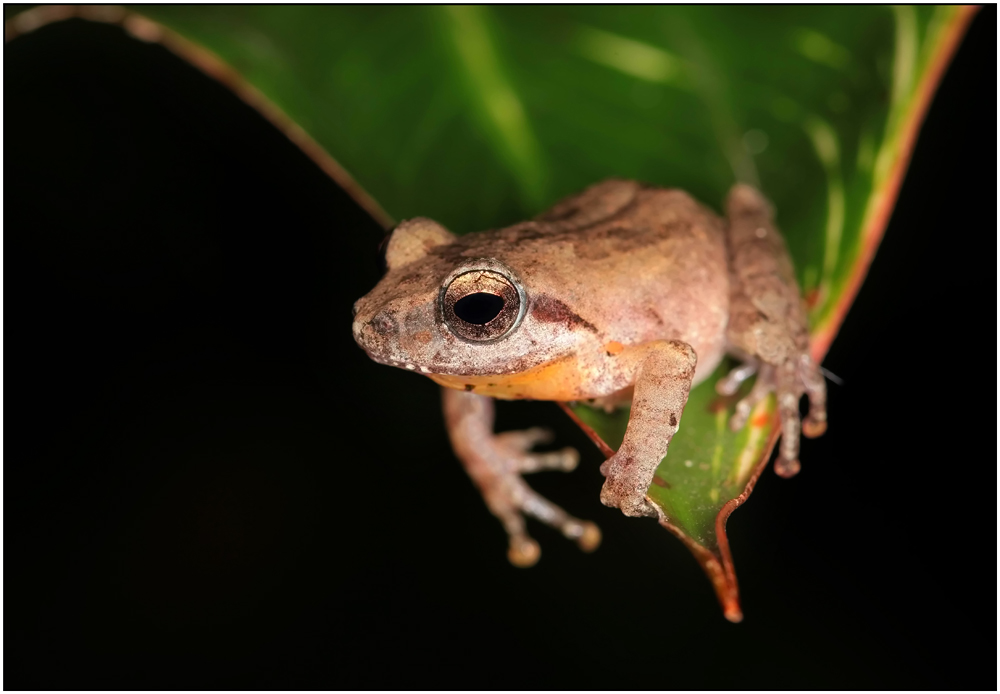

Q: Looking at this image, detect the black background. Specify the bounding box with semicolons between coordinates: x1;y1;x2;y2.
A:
5;9;995;690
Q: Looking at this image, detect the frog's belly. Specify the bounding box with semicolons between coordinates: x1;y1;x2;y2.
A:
688;335;726;387
428;355;589;401
427;337;726;402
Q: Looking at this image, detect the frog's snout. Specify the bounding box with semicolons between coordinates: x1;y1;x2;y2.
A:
353;307;400;360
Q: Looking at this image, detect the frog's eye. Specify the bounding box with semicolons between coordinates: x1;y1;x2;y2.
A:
442;270;522;342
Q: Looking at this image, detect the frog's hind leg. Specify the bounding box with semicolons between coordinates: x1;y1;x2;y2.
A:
722;184;828;477
442;388;601;567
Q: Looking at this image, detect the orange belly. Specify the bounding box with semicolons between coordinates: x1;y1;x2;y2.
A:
428;355;587;401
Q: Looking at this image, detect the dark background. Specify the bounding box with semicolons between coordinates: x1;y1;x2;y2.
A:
5;9;994;690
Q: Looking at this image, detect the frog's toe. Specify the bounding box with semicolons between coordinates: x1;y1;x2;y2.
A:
729;364;774;431
772;354;826;477
724;354;828;478
774;456;801;478
519;485;601;550
445;390;599;565
495;426;554;452
599;455;658;518
507;535;541;568
485;456;599;564
798;353;828;439
571;521;602;552
600;489;657;518
498;492;602;565
506;520;597;564
802;417;827;438
516;446;579;473
496;426;579;473
716;361;758;397
775;387;803;477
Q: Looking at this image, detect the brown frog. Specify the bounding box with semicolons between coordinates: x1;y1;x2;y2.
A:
352;180;827;566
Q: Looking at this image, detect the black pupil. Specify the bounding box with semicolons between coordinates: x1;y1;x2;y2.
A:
454;293;505;325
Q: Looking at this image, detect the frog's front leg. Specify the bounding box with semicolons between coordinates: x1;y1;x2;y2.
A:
599;340;697;518
721;184;828;478
442;387;601;567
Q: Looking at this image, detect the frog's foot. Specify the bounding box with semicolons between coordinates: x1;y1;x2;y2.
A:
443;388;600;566
718;354;827;478
598;449;659;518
480;427;600;566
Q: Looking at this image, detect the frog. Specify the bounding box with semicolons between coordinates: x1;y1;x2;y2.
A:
352;179;827;567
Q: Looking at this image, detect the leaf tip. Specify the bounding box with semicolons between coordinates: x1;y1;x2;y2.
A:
658;517;744;623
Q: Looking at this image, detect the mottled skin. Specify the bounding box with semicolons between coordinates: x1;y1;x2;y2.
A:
353;179;826;565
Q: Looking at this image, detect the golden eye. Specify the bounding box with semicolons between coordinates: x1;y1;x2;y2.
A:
441;270;522;342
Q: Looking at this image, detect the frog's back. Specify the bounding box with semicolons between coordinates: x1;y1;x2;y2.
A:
423;181;730;384
508;182;730;383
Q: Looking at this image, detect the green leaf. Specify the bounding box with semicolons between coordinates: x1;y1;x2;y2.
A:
7;5;974;620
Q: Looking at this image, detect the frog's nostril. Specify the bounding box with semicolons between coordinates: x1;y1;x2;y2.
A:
352;301;361;317
369;310;398;337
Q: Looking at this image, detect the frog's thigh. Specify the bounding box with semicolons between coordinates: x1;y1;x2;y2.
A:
722;184;827;474
724;184;806;362
599;340;697;517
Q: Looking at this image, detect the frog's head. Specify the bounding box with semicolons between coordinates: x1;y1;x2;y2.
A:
352;218;587;379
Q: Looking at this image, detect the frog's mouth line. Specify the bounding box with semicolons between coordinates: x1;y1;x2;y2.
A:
357;345;432;375
361;349;520;379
